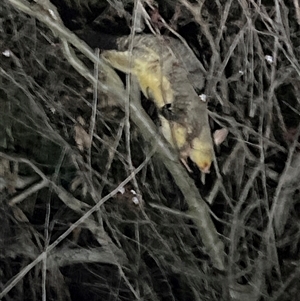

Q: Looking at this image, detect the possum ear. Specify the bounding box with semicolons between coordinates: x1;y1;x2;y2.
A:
213;128;228;146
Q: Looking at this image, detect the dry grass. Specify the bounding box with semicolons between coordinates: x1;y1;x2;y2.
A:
1;0;300;300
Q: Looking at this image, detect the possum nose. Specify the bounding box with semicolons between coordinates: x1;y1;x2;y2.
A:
200;162;211;174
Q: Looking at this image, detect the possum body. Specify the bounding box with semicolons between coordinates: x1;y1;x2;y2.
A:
101;35;214;173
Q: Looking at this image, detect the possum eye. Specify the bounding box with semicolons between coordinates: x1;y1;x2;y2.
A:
160;103;175;121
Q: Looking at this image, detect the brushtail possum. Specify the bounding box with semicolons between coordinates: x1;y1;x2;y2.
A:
79;31;224;173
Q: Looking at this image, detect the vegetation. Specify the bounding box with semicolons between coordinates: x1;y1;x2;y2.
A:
1;0;300;300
